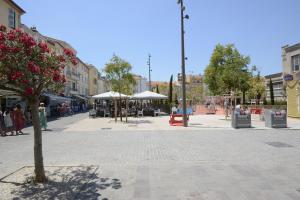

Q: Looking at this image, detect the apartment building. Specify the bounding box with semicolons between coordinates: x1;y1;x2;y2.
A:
0;0;24;30
264;73;285;102
282;43;300;118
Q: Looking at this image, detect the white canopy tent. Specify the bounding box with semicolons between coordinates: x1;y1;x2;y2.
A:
92;91;129;100
132;91;167;100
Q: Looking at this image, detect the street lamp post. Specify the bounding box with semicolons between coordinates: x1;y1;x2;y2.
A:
178;0;189;127
147;54;152;91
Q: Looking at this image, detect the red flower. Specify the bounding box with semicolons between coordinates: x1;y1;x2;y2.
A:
19;33;36;47
38;42;49;53
11;47;21;53
58;55;66;62
0;32;5;41
10;71;23;81
52;70;61;82
71;58;78;65
61;75;66;83
0;25;6;32
27;62;41;74
24;87;34;96
21;79;29;85
7;31;16;41
64;48;74;57
0;44;8;52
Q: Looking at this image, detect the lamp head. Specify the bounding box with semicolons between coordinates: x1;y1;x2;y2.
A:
185;15;189;19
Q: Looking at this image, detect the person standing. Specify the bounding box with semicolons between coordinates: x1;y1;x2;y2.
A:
224;98;229;120
39;103;47;131
0;109;6;136
3;108;14;135
13;104;25;135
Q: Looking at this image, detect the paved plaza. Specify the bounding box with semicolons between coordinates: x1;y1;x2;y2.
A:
1;113;300;199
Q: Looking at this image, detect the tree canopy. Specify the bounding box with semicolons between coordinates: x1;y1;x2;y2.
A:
0;25;76;183
104;54;135;95
204;44;251;96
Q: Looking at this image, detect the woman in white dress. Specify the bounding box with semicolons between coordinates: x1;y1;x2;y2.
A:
3;109;15;135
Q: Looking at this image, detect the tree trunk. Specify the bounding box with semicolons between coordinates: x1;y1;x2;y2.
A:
30;98;47;183
125;99;128;123
114;99;117;122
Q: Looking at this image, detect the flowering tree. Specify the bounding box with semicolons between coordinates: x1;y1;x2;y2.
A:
0;25;77;183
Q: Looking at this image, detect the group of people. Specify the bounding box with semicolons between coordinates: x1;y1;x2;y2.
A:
0;104;25;136
0;103;48;137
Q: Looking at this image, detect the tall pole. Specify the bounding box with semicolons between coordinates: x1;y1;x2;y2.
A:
179;0;188;127
148;54;152;91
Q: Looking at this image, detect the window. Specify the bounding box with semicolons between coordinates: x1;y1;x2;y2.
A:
292;54;300;72
8;9;16;29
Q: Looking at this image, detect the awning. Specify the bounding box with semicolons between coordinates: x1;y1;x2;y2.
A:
92;91;129;100
0;90;18;97
132;91;168;100
73;95;88;101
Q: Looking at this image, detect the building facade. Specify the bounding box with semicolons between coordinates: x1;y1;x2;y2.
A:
77;58;89;97
45;36;79;97
264;73;285;102
87;64;100;96
133;75;148;94
282;43;300;118
0;0;24;30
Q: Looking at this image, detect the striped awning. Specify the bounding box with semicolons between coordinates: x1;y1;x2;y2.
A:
0;90;18;97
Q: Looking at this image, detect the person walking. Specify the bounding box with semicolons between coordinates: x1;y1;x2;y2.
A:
13;104;25;135
3;108;15;135
39;103;47;131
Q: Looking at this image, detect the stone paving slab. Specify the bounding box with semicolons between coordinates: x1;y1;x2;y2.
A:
1;164;300;200
63;114;300;132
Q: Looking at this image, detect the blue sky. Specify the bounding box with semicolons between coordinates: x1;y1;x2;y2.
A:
15;0;300;81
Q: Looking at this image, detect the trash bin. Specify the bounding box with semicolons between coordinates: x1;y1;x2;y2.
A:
259;109;265;121
231;110;251;129
264;109;287;128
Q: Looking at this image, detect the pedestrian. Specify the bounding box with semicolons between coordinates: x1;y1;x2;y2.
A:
13;104;25;135
39;103;47;131
3;108;14;135
224;98;229;120
0;109;6;136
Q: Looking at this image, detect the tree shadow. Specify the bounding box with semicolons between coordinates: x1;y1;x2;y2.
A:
127;120;153;124
8;166;121;200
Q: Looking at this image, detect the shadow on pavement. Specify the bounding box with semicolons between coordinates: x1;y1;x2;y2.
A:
5;166;121;200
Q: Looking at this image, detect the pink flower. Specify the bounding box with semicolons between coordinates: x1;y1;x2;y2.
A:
24;87;34;96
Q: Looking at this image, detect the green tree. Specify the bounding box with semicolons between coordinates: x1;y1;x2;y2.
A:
104;55;135;122
0;26;76;182
168;75;173;104
269;78;274;105
204;44;251;97
247;71;265;104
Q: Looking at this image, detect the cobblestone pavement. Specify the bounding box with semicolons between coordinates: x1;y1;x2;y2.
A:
1;113;300;199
